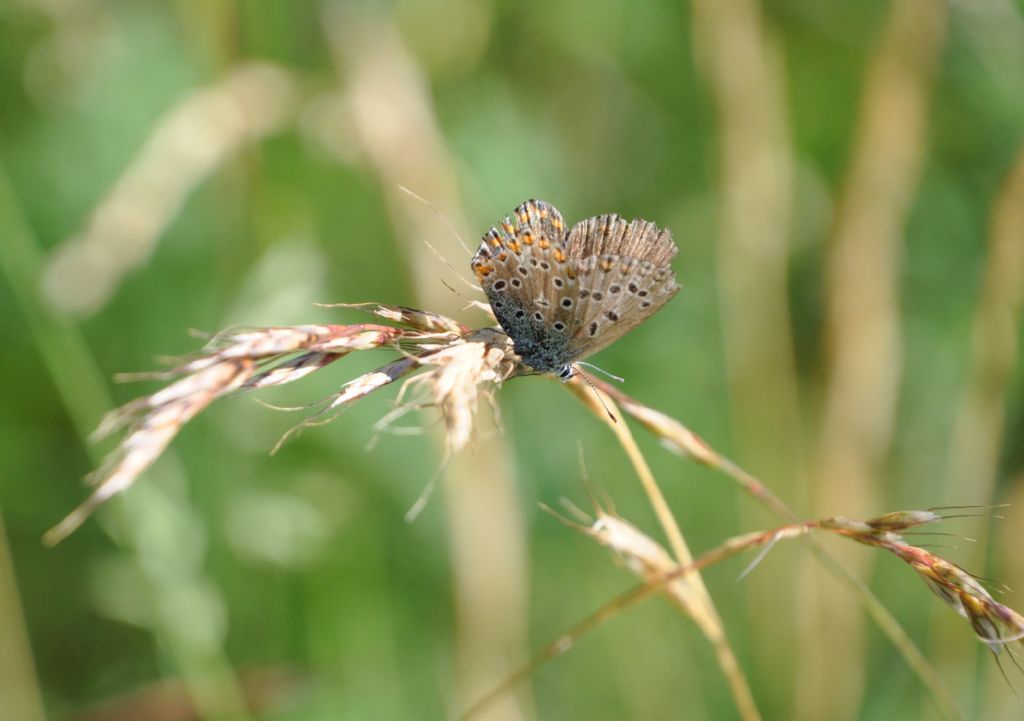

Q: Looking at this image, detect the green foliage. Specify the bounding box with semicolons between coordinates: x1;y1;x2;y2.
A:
1;2;1022;720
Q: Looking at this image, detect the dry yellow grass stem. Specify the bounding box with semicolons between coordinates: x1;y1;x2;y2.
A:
571;376;968;721
925;148;1024;707
689;0;804;697
802;2;950;718
944;147;1024;513
567;380;761;721
464;505;1021;721
688;0;797;409
322;8;532;718
460;514;804;721
323;3;473;316
42;62;300;317
689;0;801;492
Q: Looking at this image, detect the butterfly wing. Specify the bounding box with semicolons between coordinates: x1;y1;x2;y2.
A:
471;202;680;373
471;200;580;372
562;213;680;362
565;213;678;266
474;198;567;251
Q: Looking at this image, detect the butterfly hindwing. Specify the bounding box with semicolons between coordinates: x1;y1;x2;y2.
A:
565;213;677;266
563;215;679;361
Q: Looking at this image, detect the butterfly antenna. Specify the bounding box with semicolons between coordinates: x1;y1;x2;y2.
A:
573;368;618;423
397;184;474;257
411;234;481;294
575;361;625;384
440;277;480;304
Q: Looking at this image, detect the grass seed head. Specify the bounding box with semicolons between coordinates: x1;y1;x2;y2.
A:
49;309;524;543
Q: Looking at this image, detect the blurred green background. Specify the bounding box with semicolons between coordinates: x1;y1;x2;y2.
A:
2;1;1023;720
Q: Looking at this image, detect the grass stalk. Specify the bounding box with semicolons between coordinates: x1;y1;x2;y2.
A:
466;505;1012;721
322;8;533;717
573;377;967;721
570;380;762;721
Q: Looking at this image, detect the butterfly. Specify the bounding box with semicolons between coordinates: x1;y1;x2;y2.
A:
471;199;680;379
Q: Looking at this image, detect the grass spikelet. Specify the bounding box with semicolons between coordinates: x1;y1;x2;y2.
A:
45;358;255;546
48;312;522;545
562;377;970;720
465;504;1023;720
45;294;1016;721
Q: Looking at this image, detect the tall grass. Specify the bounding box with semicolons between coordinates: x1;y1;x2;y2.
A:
2;2;1023;720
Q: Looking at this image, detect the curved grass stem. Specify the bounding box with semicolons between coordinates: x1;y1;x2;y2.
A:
570;379;763;721
568;377;967;721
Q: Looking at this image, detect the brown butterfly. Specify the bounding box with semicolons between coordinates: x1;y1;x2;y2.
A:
471;200;680;379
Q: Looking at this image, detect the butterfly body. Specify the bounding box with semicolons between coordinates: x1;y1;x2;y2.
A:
471;200;680;377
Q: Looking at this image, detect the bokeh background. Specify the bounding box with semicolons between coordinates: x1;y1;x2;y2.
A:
2;1;1023;720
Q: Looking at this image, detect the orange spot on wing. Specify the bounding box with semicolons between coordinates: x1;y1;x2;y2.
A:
522;231;534;245
538;238;550;250
553;248;566;263
600;258;614;272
